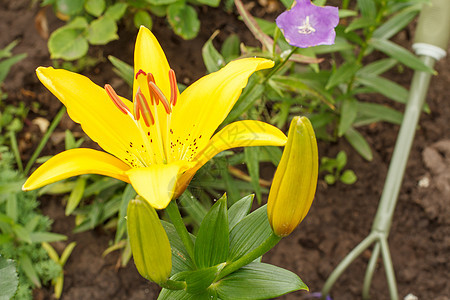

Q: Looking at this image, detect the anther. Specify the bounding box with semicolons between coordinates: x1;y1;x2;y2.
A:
105;84;130;115
148;81;172;114
147;73;156;105
169;69;178;106
135;88;154;127
135;69;147;79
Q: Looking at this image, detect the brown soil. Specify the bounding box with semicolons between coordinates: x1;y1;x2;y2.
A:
1;1;449;300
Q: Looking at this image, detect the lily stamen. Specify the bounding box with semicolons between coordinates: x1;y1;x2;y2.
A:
136;88;155;127
105;84;130;115
169;69;178;106
148;81;172;114
147;73;157;105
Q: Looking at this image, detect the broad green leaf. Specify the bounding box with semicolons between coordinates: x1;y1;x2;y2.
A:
181;264;225;294
30;232;67;243
338;97;358;137
19;253;41;288
338;9;358;18
65;176;86;215
65;16;89;29
244;147;261;203
228;194;254;231
202;33;225;73
335;150;347;171
373;8;419;40
215;262;308;299
179;189;207;226
221;34;240;62
344;127;373;161
5;195;17;223
340;170;357;184
104;3;128;21
228;205;272;261
87;17;118;45
326;62;361;90
357;0;376;20
345;17;376;33
147;0;178;5
224;78;264;124
108;55;134;87
56;0;84;16
12;224;31;244
161;221;195;273
369;38;435;73
167;3;200;40
357;102;403;125
148;4;168;17
356;75;408;104
216;158;240;204
84;0;105;17
48;27;88;60
0;53;27;83
194;194;228;268
356;58;397;76
260;145;282;165
115;184;136;242
313;37;354;54
197;0;220;7
158;288;208;300
0;256;18;300
134;10;153;30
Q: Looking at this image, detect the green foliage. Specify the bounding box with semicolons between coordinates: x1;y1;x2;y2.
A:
0;41;27;100
0;255;19;300
320;151;357;185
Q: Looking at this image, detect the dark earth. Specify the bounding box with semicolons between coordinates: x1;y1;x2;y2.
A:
1;1;449;299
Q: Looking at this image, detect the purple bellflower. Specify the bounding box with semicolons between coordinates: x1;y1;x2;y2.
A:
276;0;339;48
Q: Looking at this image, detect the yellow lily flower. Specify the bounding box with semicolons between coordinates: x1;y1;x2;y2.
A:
23;26;287;209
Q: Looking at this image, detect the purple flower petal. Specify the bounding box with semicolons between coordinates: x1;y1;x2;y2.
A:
276;0;339;48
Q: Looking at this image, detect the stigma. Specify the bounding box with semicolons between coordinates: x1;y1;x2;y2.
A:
297;16;316;34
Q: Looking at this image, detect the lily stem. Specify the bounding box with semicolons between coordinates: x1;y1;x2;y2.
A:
217;232;282;280
160;279;187;290
165;200;195;263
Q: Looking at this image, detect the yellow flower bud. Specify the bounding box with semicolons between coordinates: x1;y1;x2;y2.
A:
127;197;172;284
267;116;319;237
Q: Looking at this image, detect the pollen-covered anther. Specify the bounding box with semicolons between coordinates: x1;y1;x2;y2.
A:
148;81;172;114
169;69;178;106
135;88;154;127
105;84;130;115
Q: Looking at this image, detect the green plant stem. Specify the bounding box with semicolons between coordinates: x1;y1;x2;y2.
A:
24;106;66;175
165;200;195;263
261;47;298;84
217;232;282;280
9;131;23;173
160;279;187;290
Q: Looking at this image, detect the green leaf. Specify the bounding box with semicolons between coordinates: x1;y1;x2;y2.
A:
84;0;105;17
56;0;84;16
167;3;200;40
30;232;66;243
357;102;403;125
228;194;253;231
338;9;358;18
19;253;41;288
356;58;397;76
356;75;408;104
194;194;229;268
161;221;195;274
369;38;435;73
0;40;19;59
202;32;225;73
108;55;134;87
48;27;88;60
340;169;357;184
345;17;376;33
134;10;153;30
65;176;86;215
87;17;118;45
338;97;358;137
216;262;308;299
147;0;178;5
344;127;373;161
158;287;207;300
244;147;261;203
196;0;220;7
5;195;17;223
0;53;27;83
0;256;18;300
326;62;361;90
221;34;240;62
357;0;376;20
373;8;419;40
224;78;264;124
335;150;347;171
324;174;336;185
181;264;225;294
104;3;128;21
260;146;282;165
228;205;272;261
216;158;240;204
179;189;207;226
12;224;31;244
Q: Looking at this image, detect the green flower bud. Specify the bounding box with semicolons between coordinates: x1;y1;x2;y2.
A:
267;116;319;237
127;197;172;284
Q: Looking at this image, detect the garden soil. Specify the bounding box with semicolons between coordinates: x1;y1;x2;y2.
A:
1;1;449;299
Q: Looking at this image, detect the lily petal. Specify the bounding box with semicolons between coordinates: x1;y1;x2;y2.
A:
169;58;274;162
22;149;131;191
173;120;287;197
126;162;191;209
36;67;149;167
